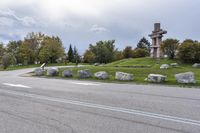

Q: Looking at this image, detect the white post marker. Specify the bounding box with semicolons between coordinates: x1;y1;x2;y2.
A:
40;63;46;70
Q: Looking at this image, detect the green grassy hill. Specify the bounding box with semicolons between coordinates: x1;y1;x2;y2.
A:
54;57;200;87
106;57;180;67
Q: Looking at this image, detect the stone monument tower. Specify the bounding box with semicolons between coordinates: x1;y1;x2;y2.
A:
149;23;167;58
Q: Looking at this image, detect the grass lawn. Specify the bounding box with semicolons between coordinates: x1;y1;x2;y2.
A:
0;63;87;71
105;57;181;67
0;64;41;71
44;58;200;87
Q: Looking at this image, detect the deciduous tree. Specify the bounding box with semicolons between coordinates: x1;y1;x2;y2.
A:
6;40;22;64
178;40;200;63
132;48;149;58
38;37;65;63
83;50;95;63
161;39;179;59
123;46;133;58
89;40;117;63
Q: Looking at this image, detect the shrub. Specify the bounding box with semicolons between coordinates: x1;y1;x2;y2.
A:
123;46;133;58
161;39;179;59
83;50;95;63
178;40;200;63
132;48;149;58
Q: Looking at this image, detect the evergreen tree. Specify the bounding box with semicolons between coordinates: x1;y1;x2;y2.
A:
137;37;151;53
68;44;74;62
73;46;80;65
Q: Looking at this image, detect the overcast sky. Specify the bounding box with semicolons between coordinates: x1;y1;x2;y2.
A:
0;0;199;53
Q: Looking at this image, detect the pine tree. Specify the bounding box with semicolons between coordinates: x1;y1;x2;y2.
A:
137;37;151;53
73;46;80;65
67;44;74;62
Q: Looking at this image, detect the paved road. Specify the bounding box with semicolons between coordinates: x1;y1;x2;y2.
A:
0;68;200;133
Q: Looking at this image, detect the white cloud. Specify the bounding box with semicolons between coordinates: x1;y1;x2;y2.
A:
0;0;200;52
90;25;109;33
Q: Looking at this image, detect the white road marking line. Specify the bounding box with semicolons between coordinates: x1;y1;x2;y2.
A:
3;83;32;88
0;89;200;127
71;82;100;86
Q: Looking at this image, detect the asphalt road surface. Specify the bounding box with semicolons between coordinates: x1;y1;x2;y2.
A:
0;68;200;133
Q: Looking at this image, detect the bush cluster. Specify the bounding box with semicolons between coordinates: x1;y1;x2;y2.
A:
178;40;200;63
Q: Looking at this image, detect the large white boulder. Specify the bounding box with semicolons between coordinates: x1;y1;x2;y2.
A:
192;63;200;68
77;69;92;78
94;63;100;66
175;72;196;84
160;64;170;69
145;74;166;83
94;71;109;80
62;70;73;77
170;63;179;68
34;68;45;76
47;67;59;76
115;72;133;81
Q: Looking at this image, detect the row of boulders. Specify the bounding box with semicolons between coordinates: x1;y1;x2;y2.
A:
35;68;197;84
34;68;133;81
160;63;200;69
35;67;60;76
160;63;179;69
146;72;196;84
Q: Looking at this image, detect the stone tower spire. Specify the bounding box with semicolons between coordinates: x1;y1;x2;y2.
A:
149;23;167;58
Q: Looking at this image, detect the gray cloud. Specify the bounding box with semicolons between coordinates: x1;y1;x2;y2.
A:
0;0;200;54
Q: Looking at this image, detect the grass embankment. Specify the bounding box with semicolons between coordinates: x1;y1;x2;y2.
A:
50;57;200;87
0;64;40;71
106;57;180;67
0;63;87;71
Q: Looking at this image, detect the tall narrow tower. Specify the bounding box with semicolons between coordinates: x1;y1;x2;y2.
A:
149;23;167;58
